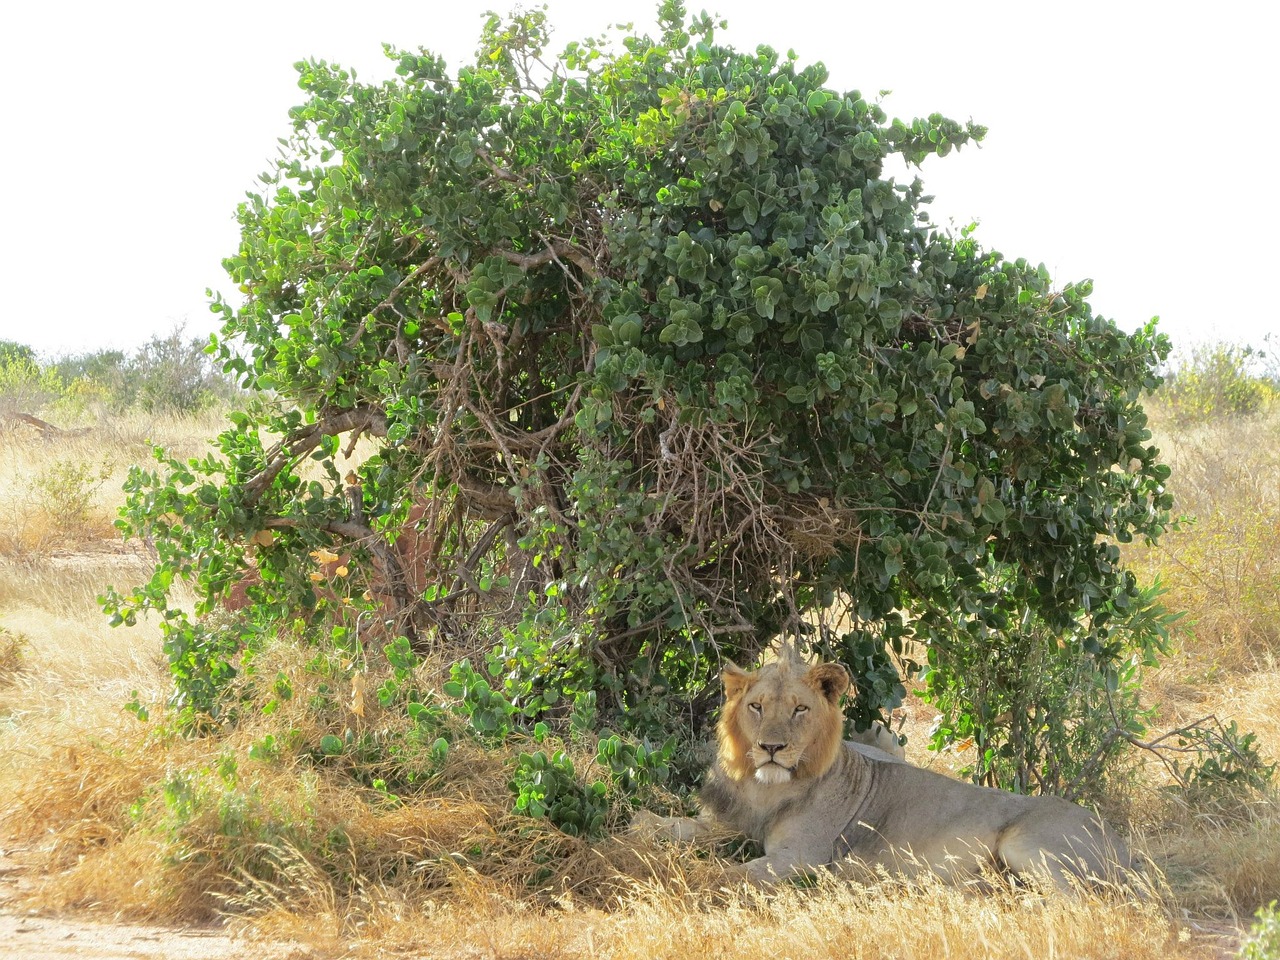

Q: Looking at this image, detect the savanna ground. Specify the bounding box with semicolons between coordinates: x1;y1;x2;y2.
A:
2;364;1279;959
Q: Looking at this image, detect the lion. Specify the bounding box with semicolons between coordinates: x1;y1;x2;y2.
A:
638;649;1135;892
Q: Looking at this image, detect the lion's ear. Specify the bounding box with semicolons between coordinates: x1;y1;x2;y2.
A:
722;662;751;701
805;662;850;704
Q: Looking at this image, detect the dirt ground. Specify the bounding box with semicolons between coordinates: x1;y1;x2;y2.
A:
0;850;308;960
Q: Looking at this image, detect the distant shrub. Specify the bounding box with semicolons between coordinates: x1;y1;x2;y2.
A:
49;349;131;411
57;327;239;413
1158;344;1275;424
0;339;36;365
0;347;64;415
7;326;241;417
129;327;240;413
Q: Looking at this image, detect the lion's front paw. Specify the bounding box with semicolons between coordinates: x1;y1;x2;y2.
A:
627;809;665;836
629;810;705;842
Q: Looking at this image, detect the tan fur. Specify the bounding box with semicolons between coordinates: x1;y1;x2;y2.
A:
649;654;1135;892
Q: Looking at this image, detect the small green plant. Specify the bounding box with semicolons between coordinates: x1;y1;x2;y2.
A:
443;659;521;742
1242;902;1280;960
1170;719;1275;805
595;733;674;794
377;635;424;707
0;628;27;685
485;611;599;724
261;671;294;716
510;749;609;839
32;458;113;531
160;772;200;825
124;689;150;722
248;729;302;763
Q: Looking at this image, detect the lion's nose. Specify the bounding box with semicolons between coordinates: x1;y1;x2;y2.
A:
759;742;787;758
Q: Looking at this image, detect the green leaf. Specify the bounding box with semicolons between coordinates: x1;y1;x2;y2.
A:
450;141;475;168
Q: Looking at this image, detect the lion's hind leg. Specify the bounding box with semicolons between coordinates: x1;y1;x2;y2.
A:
996;822;1134;894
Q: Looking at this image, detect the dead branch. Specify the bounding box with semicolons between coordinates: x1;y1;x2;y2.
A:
5;412;90;437
475;147;527;185
9;412;61;434
262;513;422;647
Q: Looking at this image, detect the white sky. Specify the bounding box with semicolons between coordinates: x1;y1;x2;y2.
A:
1;0;1274;359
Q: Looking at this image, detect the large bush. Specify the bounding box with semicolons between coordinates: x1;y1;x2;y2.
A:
108;3;1173;791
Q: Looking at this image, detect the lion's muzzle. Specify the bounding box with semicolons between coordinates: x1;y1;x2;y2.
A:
752;741;797;783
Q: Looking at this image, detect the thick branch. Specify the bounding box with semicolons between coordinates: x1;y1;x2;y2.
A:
244;405;388;502
497;239;600;280
262;513;420;644
447;514;514;598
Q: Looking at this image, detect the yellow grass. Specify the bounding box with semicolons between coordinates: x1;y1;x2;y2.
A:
238;875;1210;960
1126;406;1280;673
3;403;1278;959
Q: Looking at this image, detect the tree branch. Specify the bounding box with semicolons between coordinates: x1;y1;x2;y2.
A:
244;405;388;502
497;238;600;280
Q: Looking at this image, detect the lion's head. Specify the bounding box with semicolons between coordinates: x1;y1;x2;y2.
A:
716;651;850;785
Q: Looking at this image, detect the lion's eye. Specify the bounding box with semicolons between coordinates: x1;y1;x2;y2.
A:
793;705;809;716
747;702;762;715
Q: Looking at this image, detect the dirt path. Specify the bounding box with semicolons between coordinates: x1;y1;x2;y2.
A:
0;851;306;960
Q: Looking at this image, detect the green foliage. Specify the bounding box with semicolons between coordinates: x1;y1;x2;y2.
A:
109;3;1174;795
484;609;600;724
510;749;610;838
921;579;1177;799
0;347;64;413
596;733;674;794
443;658;522;742
1243;903;1280;960
33;458;113;529
1169;719;1275;808
1158;343;1275;425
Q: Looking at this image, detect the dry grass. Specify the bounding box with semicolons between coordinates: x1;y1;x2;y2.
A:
3;403;1279;960
237;875;1210;960
0;408;229;559
0;626;26;683
2;635;715;923
1126;406;1280;673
